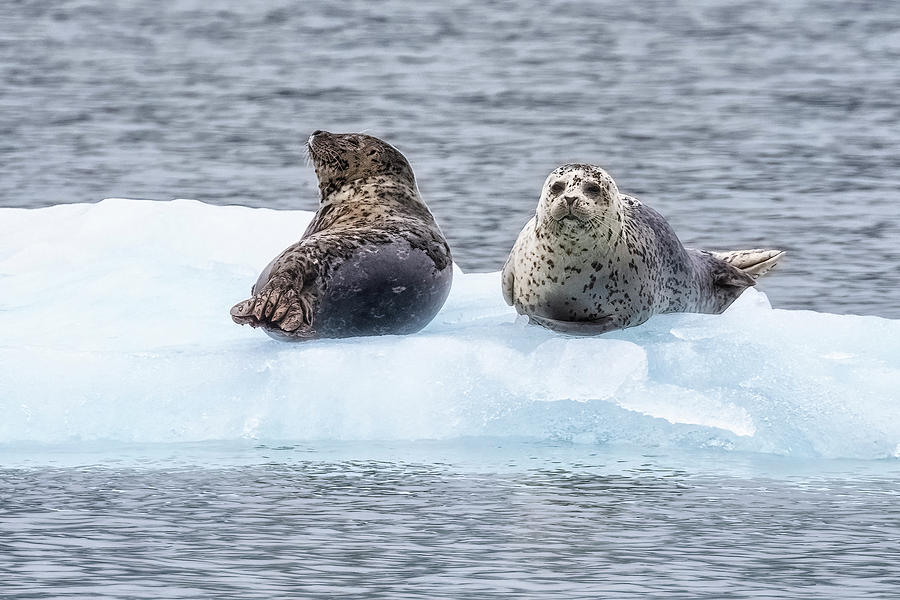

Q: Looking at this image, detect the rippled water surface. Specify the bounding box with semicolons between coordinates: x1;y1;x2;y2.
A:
1;0;899;315
3;442;900;599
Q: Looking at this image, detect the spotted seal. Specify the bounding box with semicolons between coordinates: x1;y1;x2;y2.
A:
231;131;453;340
501;164;784;335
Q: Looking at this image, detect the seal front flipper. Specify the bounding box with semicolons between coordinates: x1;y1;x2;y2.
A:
527;314;621;336
500;254;516;306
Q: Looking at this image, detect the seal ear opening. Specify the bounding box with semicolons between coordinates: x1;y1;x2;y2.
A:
714;263;757;289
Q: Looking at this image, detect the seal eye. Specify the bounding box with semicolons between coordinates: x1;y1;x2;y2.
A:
550;181;566;195
583;182;604;198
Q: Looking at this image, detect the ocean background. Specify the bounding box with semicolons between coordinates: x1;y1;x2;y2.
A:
2;1;900;598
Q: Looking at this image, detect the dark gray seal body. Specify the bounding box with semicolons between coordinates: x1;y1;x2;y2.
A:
231;131;453;340
501;164;783;335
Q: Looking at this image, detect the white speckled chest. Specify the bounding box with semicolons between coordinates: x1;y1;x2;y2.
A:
510;217;649;322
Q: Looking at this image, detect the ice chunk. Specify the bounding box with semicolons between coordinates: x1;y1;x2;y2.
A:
1;199;899;458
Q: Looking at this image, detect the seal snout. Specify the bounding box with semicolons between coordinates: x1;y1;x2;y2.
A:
308;129;329;146
549;196;589;223
559;199;582;221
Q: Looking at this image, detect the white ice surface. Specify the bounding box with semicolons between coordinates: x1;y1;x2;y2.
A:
1;199;899;458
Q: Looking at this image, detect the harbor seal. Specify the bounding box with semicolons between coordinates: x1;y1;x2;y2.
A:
231;131;453;341
501;164;784;335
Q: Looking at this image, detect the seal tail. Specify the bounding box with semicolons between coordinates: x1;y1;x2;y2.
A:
710;249;784;280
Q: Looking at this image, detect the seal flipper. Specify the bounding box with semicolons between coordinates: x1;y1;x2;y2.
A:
230;274;316;335
711;249;784;279
501;255;516;306
528;314;620;336
714;264;757;289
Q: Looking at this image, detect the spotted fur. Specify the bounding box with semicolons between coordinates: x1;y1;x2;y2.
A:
501;164;784;335
231;131;453;340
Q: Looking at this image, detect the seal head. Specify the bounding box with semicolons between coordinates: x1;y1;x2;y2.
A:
537;163;620;230
231;131;453;340
308;130;416;199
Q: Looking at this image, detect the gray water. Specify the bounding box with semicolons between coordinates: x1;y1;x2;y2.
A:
3;441;900;599
3;2;900;597
1;0;899;316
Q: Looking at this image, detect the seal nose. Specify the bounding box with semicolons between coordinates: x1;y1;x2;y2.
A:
308;130;328;146
564;196;578;209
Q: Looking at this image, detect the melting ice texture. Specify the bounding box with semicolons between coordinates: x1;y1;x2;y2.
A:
1;199;899;459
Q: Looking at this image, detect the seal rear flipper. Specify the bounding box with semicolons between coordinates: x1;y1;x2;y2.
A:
230;298;261;327
230;277;317;336
698;259;759;314
714;263;757;289
711;249;785;279
528;314;621;336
